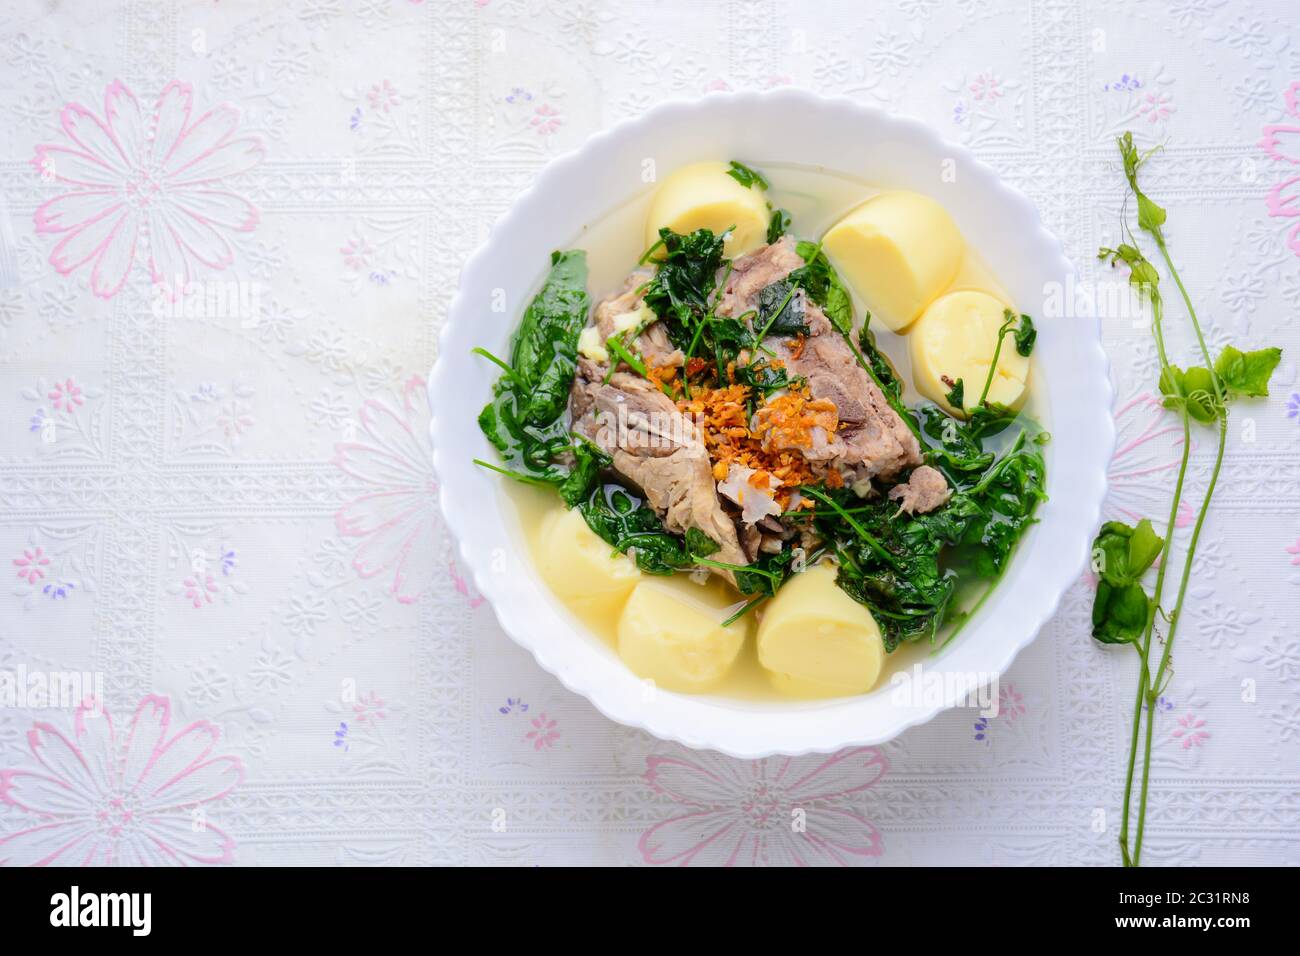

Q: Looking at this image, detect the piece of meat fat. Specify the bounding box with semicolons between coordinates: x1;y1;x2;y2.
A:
590;273;684;371
888;465;952;515
569;368;748;581
718;236;805;318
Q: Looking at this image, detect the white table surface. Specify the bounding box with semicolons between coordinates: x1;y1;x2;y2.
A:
0;0;1297;866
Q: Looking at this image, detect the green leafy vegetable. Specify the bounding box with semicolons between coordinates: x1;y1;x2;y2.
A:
641;227;747;379
505;250;591;426
733;358;801;398
475;250;598;490
557;439;610;508
578;484;720;575
1090;520;1164;645
755;279;810;338
943;377;965;411
790;240;853;334
643;228;727;330
725;160;769;191
1158;365;1217;424
976;309;1035;407
802;427;1046;652
857;320;905;405
1013;314;1037;357
1214;345;1281;399
766;207;792;244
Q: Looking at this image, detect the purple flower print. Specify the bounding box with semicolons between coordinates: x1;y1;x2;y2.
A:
1103;74;1143;93
505;87;533;105
32;80;265;300
13;546;50;585
333;721;349;752
1287;393;1300;422
0;695;244;865
524;713;559;750
498;697;529;715
42;581;75;600
973;715;990;742
349;106;363;132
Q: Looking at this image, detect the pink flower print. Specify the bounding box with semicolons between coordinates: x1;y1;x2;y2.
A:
449;556;484;608
530;103;562;136
13;546;50;584
1171;711;1209;749
1259;124;1300;165
183;573;217;608
1259;81;1300;164
32;80;265;299
352;692;387;725
968;72;1003;101
1139;92;1174;124
1287;539;1300;566
334;375;438;604
1107;393;1193;529
48;378;84;413
998;683;1026;722
0;695;244;865
525;713;559;750
1265;176;1300;257
705;78;733;93
216;400;253;441
367;80;400;114
638;748;887;866
340;235;374;270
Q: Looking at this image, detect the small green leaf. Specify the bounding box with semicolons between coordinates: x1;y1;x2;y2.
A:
1092;580;1151;644
1214;345;1282;399
1089;518;1163;646
1013;314;1036;357
766;207;791;243
558;440;610;507
944;377;965;410
685;527;721;558
725;160;769;191
1127;519;1163;577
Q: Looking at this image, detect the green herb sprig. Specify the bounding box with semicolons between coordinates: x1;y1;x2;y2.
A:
1095;131;1282;867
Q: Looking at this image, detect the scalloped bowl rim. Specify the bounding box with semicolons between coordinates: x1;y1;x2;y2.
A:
429;89;1112;759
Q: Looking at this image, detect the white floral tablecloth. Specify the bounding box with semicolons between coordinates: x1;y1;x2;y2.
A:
0;0;1297;867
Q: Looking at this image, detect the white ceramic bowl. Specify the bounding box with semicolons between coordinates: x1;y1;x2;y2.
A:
429;90;1111;759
